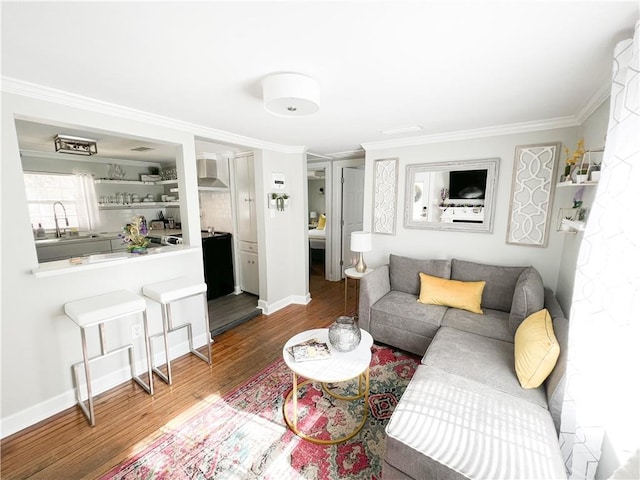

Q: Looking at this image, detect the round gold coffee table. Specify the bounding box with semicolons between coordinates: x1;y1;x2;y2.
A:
282;328;374;444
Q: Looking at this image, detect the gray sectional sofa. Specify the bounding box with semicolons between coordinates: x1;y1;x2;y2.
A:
359;255;568;480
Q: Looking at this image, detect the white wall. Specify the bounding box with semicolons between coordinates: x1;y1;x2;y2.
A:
0;90;308;437
255;149;309;312
362;127;582;290
555;100;610;314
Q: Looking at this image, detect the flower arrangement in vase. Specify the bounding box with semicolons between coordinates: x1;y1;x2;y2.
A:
121;215;151;253
562;139;585;182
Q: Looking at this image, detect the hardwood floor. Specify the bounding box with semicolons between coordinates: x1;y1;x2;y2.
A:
208;292;261;337
0;270;355;479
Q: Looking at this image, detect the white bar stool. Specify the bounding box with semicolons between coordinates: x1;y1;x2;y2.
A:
142;277;212;385
64;290;153;427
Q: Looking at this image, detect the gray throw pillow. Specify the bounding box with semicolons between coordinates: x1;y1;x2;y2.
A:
389;254;451;295
509;266;545;335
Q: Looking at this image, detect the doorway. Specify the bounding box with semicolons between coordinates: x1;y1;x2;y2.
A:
341;167;365;273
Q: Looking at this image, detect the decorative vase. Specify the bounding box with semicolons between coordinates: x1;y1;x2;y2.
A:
328;316;361;352
129;246;148;254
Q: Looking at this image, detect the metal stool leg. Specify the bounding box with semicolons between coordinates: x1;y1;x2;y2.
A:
141;310;154;395
149;303;172;385
147;292;212;385
75;326;95;426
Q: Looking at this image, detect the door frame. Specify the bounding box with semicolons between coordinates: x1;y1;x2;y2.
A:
329;158;365;281
307;160;332;281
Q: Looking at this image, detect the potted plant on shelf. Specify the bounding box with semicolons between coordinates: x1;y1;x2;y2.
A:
576;167;589;184
562;139;585;182
590;164;601;182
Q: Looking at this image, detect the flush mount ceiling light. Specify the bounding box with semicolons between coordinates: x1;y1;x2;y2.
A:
54;134;98;156
262;73;320;117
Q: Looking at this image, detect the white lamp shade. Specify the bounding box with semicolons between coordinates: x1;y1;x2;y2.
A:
309;211;318;219
263;73;320;117
350;231;372;253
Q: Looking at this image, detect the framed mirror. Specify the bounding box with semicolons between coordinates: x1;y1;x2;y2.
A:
404;158;499;233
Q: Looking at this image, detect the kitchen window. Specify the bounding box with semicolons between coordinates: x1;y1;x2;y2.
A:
24;170;102;233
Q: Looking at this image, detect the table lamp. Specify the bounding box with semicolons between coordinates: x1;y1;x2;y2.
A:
309;211;317;225
350;231;372;273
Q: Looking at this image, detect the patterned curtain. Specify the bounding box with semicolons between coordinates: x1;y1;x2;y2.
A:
559;21;639;480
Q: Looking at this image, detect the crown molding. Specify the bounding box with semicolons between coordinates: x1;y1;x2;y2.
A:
1;76;305;155
575;80;611;124
361;115;582;152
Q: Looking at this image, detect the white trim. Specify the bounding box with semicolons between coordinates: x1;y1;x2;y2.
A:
257;294;309;315
361;116;581;151
0;333;209;438
20;149;163;168
575;81;611;124
1;76;305;154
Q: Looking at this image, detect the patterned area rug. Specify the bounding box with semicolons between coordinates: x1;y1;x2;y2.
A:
102;345;418;480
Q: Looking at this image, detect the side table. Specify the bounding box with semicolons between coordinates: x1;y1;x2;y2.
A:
344;267;374;317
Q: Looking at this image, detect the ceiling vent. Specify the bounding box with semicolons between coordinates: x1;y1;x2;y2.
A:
130;146;154;152
54;134;97;156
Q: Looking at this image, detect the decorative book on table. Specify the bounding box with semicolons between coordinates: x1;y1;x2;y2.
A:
288;338;331;362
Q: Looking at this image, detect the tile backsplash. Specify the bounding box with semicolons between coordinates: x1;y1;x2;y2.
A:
199;191;233;233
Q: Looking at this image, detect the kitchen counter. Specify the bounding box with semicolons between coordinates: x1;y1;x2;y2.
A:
32;244;200;278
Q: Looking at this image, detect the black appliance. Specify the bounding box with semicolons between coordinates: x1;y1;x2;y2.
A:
201;232;235;300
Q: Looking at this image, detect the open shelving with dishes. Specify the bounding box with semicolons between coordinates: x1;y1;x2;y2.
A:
95;178;179;209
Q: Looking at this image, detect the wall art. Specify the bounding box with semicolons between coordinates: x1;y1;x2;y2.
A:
506;143;560;247
373;158;398;235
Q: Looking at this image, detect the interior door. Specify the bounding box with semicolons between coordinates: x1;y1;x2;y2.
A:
341;167;365;274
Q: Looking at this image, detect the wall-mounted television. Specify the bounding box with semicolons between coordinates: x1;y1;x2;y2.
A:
449;169;488;200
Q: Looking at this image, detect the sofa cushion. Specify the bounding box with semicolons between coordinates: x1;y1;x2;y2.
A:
509;267;545;334
451;259;526;312
389;254;451;295
515;309;560;389
422;327;548;408
370;290;447;355
385;365;567;480
418;273;485;314
542;288;568;431
441;307;513;343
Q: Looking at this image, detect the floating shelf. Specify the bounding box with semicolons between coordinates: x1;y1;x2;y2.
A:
95;179;178;185
98;202;179;210
556;181;598;188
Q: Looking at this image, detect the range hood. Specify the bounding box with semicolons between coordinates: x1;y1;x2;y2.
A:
196;153;229;189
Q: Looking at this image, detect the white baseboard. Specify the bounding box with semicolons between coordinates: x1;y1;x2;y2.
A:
258;294;309;314
0;333;209;439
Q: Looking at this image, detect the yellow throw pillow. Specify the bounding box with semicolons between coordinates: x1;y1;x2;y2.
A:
514;309;560;389
317;214;326;230
417;273;485;314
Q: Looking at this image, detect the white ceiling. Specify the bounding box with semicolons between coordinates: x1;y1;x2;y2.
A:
2;2;638;157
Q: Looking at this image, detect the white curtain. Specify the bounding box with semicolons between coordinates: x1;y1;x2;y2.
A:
73;173;101;232
559;21;639;480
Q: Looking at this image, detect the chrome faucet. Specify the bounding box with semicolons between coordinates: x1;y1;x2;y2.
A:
53;201;69;238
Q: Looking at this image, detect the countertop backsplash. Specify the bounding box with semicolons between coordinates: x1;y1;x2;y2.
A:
199;191;233;234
